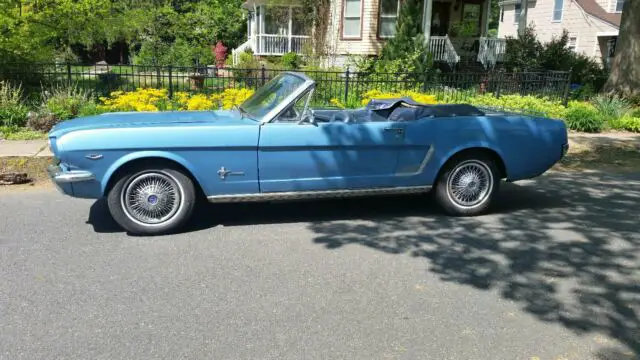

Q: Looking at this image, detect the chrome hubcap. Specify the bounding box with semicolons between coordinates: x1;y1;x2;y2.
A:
122;172;182;225
447;160;493;208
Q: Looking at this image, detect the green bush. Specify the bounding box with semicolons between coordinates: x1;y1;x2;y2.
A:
0;81;29;127
609;116;640;133
280;52;301;70
23;83;97;132
233;51;263;87
591;94;631;123
464;94;567;119
564;102;605;132
41;83;94;120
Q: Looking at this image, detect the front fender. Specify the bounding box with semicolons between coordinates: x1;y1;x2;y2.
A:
101;151;202;195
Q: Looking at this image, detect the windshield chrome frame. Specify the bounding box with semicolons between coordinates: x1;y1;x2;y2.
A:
254;71;316;124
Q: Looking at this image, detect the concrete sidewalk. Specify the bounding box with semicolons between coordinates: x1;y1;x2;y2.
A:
0;140;52;157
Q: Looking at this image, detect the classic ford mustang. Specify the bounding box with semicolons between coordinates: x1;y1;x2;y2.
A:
47;72;568;235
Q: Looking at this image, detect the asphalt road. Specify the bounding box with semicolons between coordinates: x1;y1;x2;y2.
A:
1;171;639;360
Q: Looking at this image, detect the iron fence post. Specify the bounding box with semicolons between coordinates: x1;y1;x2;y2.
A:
344;67;350;103
66;62;72;86
261;64;266;86
168;65;173;99
156;66;161;89
562;69;572;106
495;70;502;99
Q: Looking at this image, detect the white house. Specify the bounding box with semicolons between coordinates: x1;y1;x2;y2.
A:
497;0;623;67
233;0;507;69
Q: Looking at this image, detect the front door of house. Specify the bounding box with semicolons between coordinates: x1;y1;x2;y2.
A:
431;1;451;36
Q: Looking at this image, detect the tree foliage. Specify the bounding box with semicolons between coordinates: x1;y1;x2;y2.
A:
0;0;246;65
379;0;432;74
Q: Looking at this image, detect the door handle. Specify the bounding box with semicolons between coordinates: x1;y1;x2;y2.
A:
384;127;404;135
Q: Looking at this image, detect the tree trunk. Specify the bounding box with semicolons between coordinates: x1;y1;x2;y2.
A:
603;0;640;98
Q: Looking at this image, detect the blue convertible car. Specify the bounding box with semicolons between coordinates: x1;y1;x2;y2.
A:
47;72;568;235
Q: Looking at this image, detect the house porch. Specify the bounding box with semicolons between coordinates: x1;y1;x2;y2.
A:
234;0;507;69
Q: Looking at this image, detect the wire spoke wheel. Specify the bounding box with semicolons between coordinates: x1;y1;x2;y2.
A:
122;172;183;225
446;160;494;209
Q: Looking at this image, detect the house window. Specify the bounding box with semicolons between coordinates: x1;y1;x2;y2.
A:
514;3;521;23
378;0;400;38
615;0;624;12
342;0;362;38
553;0;563;21
501;7;504;22
568;36;577;51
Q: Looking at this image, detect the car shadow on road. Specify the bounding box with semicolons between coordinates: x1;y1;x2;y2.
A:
86;176;568;235
306;171;640;358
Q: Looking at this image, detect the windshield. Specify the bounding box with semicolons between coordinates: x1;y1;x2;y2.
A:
239;73;307;121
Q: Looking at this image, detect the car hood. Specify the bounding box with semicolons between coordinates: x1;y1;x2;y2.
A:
48;110;245;138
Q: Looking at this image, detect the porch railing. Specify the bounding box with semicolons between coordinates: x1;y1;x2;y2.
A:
255;34;310;55
478;37;507;69
429;35;460;68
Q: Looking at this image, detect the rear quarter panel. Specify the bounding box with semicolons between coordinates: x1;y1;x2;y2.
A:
402;114;567;186
56;120;260;198
443;114;566;181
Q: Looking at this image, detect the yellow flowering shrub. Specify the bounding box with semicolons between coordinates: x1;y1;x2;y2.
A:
361;90;438;106
185;94;214;110
214;88;255;110
99;88;170;112
98;88;255;112
329;98;346;109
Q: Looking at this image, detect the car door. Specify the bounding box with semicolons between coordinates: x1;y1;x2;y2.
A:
258;110;406;193
390;117;439;187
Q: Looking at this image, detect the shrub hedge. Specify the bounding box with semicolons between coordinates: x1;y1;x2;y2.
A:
2;83;640;134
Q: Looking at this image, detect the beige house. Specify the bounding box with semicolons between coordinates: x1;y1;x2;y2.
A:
233;0;506;69
497;0;623;67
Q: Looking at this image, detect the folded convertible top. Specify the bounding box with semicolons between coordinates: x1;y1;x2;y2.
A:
365;97;486;121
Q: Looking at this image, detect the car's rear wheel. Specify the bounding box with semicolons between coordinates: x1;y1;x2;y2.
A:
434;153;500;216
107;164;196;235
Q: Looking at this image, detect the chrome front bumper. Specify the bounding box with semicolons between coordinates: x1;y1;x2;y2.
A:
47;163;95;196
47;164;95;183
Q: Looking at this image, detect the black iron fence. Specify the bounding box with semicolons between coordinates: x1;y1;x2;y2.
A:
1;62;572;106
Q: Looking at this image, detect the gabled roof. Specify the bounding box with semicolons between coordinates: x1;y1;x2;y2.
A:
498;0;621;29
573;0;621;28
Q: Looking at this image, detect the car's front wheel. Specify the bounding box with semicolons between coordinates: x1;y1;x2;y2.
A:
434;153;500;216
107;164;197;235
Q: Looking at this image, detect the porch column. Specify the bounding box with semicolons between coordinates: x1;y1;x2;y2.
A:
259;5;265;53
422;0;433;44
251;5;258;51
288;7;293;52
481;0;490;36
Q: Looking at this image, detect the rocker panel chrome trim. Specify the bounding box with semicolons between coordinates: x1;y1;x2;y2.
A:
207;185;432;203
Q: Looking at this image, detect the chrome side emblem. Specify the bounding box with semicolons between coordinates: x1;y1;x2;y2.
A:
217;166;245;180
85;154;103;160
